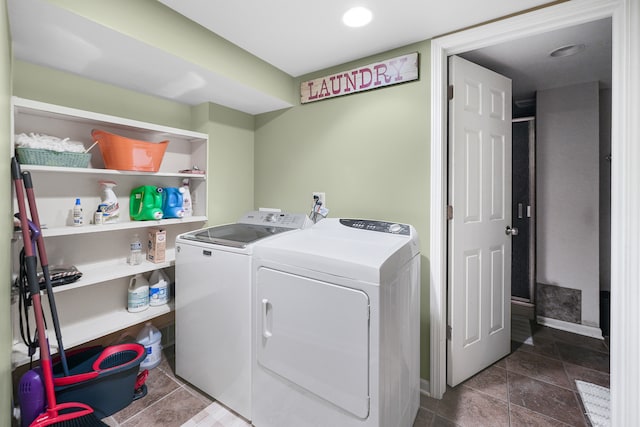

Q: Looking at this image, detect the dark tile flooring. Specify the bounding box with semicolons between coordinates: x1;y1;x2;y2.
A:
102;345;216;427
414;322;610;427
106;321;610;426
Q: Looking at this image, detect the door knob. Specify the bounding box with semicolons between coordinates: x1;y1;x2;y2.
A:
505;225;519;236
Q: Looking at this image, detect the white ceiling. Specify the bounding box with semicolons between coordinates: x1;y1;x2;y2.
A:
156;0;554;77
8;0;611;115
461;17;611;106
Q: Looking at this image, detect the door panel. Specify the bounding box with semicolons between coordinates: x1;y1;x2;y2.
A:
448;55;512;386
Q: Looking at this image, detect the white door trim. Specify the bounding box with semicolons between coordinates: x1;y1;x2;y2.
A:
430;0;640;424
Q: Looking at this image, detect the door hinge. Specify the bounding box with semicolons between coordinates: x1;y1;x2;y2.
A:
447;85;454;100
447;205;453;220
447;325;452;340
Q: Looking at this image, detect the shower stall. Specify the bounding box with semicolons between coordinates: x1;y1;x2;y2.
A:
512;117;536;316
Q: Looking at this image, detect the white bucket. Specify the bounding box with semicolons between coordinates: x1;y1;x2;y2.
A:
137;322;162;370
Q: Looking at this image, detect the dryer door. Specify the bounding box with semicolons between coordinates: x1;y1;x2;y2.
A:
256;267;370;418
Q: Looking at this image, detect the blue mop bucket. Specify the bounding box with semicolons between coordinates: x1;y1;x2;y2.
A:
52;343;147;418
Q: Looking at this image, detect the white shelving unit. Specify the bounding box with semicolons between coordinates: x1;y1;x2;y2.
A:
10;97;208;367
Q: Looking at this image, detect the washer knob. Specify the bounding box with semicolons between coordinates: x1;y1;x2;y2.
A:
389;223;403;233
265;213;277;222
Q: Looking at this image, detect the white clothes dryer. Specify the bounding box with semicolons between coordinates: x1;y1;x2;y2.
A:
252;218;421;427
175;211;310;420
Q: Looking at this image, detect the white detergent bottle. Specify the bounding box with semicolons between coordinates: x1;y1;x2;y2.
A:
148;269;170;306
98;180;120;223
137;322;162;370
180;178;193;217
127;273;149;313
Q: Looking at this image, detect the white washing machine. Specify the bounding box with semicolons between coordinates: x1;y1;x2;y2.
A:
252;218;421;427
174;211;310;420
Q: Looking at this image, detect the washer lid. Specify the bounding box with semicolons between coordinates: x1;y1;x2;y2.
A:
179;223;293;248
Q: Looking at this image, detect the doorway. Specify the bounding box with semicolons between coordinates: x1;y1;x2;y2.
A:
428;0;631;404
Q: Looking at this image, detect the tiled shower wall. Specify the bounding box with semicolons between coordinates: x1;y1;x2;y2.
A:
536;282;581;324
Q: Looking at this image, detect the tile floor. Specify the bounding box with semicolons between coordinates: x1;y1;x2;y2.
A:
105;320;610;426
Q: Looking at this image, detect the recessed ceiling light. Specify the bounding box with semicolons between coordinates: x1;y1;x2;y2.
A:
342;7;373;28
549;44;585;58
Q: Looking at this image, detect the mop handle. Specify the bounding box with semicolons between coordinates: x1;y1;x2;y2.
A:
22;171;70;376
11;158;59;414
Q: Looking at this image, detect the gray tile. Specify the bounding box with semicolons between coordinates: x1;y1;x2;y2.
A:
182;381;215;406
420;392;439;411
121;387;208;427
101;416;119;426
508;371;588;426
412;407;435;427
563;361;610;390
494;356;508;369
505;350;572;389
556;342;610;373
550;329;609;353
462;365;508;402
431;414;461;426
112;366;181;423
536;283;581;324
509;404;571;426
436;385;509;427
514;335;562;360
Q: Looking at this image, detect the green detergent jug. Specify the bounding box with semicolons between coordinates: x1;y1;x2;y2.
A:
130;185;164;221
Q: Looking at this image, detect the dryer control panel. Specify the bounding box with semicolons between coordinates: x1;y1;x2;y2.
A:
339;219;410;235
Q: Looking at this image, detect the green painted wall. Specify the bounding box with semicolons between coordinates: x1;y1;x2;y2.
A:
1;1;12;425
255;41;432;379
191;102;255;225
14;61;193;130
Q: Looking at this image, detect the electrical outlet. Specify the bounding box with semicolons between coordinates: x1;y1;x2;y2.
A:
312;192;326;207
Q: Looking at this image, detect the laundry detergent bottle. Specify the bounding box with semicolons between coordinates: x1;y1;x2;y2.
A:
130;185;163;221
181;179;193;217
161;187;184;219
98;180;120;223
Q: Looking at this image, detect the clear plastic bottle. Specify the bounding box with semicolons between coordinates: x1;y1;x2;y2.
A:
128;233;143;265
72;198;83;226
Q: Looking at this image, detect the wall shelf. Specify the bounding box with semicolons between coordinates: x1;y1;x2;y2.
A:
11;97;208;367
34;217;207;238
12;301;175;368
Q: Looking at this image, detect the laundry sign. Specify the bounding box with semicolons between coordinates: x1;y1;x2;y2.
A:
300;52;419;104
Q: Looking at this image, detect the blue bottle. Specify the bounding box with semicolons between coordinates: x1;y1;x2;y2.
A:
161;187;184;219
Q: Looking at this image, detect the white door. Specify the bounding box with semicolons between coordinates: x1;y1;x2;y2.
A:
447;55;513;386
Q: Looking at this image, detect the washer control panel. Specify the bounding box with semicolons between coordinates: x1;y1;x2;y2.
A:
339;219;410;235
239;211;311;229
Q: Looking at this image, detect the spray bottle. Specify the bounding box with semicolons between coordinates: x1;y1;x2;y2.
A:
98;180;120;223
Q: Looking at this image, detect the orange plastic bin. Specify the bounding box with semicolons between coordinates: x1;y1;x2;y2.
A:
92;129;168;172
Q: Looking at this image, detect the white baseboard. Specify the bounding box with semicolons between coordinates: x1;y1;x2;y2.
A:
420;378;431;397
536;316;603;339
